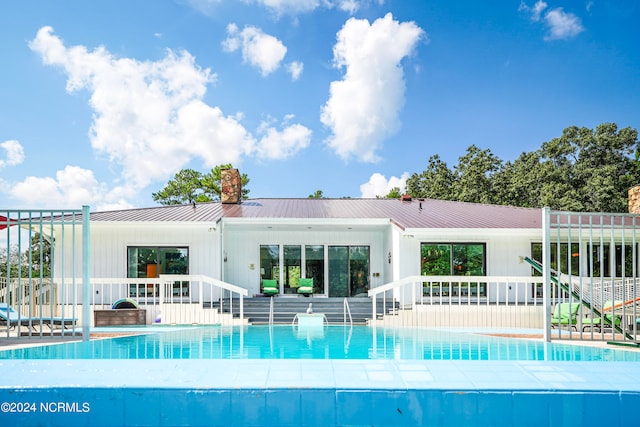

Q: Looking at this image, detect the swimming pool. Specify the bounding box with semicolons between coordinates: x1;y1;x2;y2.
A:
2;326;640;426
2;325;640;361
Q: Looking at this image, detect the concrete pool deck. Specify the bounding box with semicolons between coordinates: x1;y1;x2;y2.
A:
1;358;640;426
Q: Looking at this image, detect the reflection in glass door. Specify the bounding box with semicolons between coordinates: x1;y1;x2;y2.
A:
328;246;369;297
305;245;325;295
283;245;301;294
260;245;280;294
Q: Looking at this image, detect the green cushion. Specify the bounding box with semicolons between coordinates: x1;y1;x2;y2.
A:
297;278;313;294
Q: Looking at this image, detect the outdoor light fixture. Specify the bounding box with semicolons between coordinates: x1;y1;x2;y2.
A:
387;252;391;264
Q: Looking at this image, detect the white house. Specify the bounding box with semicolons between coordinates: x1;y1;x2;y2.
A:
69;193;543;304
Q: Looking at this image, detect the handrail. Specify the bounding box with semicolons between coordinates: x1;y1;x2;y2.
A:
343;298;352;326
269;296;274;326
368;275;546;321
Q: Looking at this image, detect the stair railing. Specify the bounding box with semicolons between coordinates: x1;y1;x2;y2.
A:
343;298;353;326
268;296;274;326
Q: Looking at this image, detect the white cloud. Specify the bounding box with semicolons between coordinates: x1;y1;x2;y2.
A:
222;24;287;76
245;0;377;15
29;26;256;200
255;117;312;160
0;140;25;168
286;61;304;81
543;8;584;40
519;1;584;40
247;0;324;15
360;172;408;198
320;13;424;163
7;165;134;211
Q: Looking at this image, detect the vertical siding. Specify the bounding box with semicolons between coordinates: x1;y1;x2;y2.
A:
56;222;220;290
223;227;385;296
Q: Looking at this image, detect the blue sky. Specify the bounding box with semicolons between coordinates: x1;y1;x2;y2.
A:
1;0;639;211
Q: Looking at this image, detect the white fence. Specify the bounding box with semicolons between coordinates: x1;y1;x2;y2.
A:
369;275;546;329
2;275;248;330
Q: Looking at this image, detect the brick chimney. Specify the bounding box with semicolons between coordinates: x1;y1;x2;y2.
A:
221;168;242;204
629;185;640;213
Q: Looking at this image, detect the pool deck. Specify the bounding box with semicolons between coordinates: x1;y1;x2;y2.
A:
2;358;640;426
2;329;640;426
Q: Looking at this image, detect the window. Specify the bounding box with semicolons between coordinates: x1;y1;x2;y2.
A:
531;242;579;298
260;245;280;294
127;246;189;297
283;245;301;294
328;246;370;297
589;243;635;278
305;245;325;294
420;243;486;297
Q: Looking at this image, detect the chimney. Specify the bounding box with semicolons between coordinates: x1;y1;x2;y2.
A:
221;168;242;204
629;185;640;214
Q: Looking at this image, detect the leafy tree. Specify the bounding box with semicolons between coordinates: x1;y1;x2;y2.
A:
0;233;51;278
308;190;324;199
451;145;502;204
407;123;639;213
406;154;456;200
384;187;402;199
153;164;250;205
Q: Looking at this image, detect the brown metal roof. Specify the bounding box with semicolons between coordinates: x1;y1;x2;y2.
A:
89;198;542;230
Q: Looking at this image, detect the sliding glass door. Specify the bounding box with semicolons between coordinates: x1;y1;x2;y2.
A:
328;246;369;297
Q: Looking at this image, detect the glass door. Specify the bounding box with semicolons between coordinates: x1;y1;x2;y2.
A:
305;245;325;295
283;245;301;294
328;246;370;297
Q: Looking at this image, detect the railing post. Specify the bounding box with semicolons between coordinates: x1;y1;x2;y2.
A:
82;205;91;341
543;207;551;342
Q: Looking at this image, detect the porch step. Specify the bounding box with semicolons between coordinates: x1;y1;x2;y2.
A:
216;297;394;325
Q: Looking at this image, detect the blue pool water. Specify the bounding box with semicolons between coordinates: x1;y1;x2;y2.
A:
2;325;639;361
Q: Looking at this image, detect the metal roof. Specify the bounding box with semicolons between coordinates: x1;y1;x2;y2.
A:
89;198;542;230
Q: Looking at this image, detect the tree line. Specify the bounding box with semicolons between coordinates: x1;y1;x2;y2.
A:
153;123;639;213
406;123;639;213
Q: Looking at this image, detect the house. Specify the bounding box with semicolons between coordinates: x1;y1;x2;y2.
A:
66;169;543;305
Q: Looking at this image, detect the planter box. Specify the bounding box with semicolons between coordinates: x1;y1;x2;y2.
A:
94;309;147;326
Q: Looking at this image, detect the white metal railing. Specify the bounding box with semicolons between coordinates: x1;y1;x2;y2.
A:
343;298;353;326
368;275;546;329
268;296;274;326
50;274;248;326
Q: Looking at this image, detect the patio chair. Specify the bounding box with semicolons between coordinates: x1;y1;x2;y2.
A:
0;303;77;330
581;300;622;332
550;302;580;330
262;279;279;296
297;278;313;297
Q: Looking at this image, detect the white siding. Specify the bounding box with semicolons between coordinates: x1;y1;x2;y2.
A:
222;226;386;296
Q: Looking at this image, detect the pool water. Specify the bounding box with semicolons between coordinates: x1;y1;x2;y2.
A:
2;325;639;361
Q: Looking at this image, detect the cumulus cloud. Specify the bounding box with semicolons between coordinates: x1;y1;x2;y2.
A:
360;172;408;198
255;116;312;160
0;140;25;168
222;24;288;76
7;165;135;211
519;1;584;40
320;13;424;163
286;61;304;81
28;26;256;197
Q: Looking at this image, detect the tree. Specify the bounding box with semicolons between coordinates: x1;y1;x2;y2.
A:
406;123;640;213
308;190;324;199
384;187;402;199
153;164;250;205
450;145;502;204
0;233;51;278
406;154;456;200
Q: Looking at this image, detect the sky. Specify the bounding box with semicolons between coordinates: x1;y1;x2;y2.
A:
1;0;639;211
